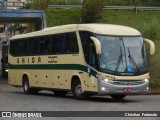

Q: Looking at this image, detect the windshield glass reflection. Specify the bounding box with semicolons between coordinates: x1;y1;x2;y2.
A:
96;35;147;74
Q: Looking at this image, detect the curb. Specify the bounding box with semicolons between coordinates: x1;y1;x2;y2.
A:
146;91;160;95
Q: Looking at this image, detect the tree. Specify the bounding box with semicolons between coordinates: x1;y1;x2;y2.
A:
81;0;105;23
27;0;50;10
25;0;50;32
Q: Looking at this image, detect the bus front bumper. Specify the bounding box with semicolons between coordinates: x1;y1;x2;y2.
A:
98;79;149;95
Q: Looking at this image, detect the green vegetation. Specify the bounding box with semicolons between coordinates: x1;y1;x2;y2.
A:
46;9;160;41
46;9;81;26
49;0;80;5
26;0;50;10
46;9;160;88
104;0;160;6
49;0;160;6
81;0;104;23
138;18;160;41
148;40;160;88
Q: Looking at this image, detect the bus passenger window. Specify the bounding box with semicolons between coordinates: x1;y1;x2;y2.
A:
18;40;29;55
10;41;18;56
65;32;79;54
41;37;51;54
21;40;29;55
32;38;40;54
51;35;64;54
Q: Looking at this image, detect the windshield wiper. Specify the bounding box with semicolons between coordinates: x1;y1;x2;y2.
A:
128;47;139;73
115;47;123;73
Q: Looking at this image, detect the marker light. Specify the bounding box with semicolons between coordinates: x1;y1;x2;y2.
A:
144;79;149;83
101;87;105;91
104;79;109;82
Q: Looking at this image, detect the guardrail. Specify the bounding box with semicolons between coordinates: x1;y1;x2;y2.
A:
48;5;81;9
103;6;160;10
48;5;160;11
1;3;160;11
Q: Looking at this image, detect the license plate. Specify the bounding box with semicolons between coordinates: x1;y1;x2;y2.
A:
123;88;132;92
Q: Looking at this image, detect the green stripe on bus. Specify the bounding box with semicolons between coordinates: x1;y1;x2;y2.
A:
8;63;97;77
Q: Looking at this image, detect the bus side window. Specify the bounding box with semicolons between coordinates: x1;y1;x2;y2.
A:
19;40;28;55
89;43;96;67
51;34;64;54
43;37;51;54
79;31;96;68
64;32;79;54
10;41;18;56
79;31;89;62
21;39;29;55
32;38;40;54
40;36;51;54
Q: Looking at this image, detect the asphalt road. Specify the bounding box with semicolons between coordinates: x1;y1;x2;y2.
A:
0;79;160;120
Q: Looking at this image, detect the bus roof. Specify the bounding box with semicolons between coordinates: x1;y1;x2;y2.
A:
10;24;141;40
78;24;141;36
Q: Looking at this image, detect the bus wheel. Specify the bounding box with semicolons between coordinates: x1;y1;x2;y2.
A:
110;94;126;100
23;77;31;94
23;77;38;94
71;80;87;100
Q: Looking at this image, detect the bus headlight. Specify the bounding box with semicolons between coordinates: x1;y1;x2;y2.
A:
104;79;109;82
144;79;149;83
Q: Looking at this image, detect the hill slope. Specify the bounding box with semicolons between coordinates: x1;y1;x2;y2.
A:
46;9;160;88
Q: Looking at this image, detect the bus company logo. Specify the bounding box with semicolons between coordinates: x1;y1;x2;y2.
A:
2;112;11;117
125;82;130;85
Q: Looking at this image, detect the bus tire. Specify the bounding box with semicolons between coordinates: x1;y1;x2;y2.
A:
22;77;38;94
23;77;31;94
71;80;87;100
110;94;126;100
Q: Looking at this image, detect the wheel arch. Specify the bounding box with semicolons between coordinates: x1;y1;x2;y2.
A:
71;75;81;90
22;73;29;86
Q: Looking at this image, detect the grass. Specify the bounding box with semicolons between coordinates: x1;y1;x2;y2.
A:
49;0;80;5
148;40;160;88
46;9;160;88
46;9;81;27
48;0;160;6
46;9;160;40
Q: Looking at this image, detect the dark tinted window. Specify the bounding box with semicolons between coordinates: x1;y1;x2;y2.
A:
10;39;29;56
10;40;18;56
79;31;96;67
20;40;28;55
10;32;78;56
32;37;39;54
64;32;79;54
51;34;64;54
38;37;51;54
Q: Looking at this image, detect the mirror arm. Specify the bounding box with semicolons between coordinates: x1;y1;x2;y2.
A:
144;38;155;55
90;36;101;54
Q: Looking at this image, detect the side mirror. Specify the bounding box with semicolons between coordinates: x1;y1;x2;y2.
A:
144;38;155;55
90;36;101;54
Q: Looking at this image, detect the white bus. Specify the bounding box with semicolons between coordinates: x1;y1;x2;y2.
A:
8;24;155;100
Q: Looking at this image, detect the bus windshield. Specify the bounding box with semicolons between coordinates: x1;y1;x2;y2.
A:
96;35;147;74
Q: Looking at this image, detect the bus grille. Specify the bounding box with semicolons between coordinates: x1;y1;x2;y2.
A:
110;80;144;86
